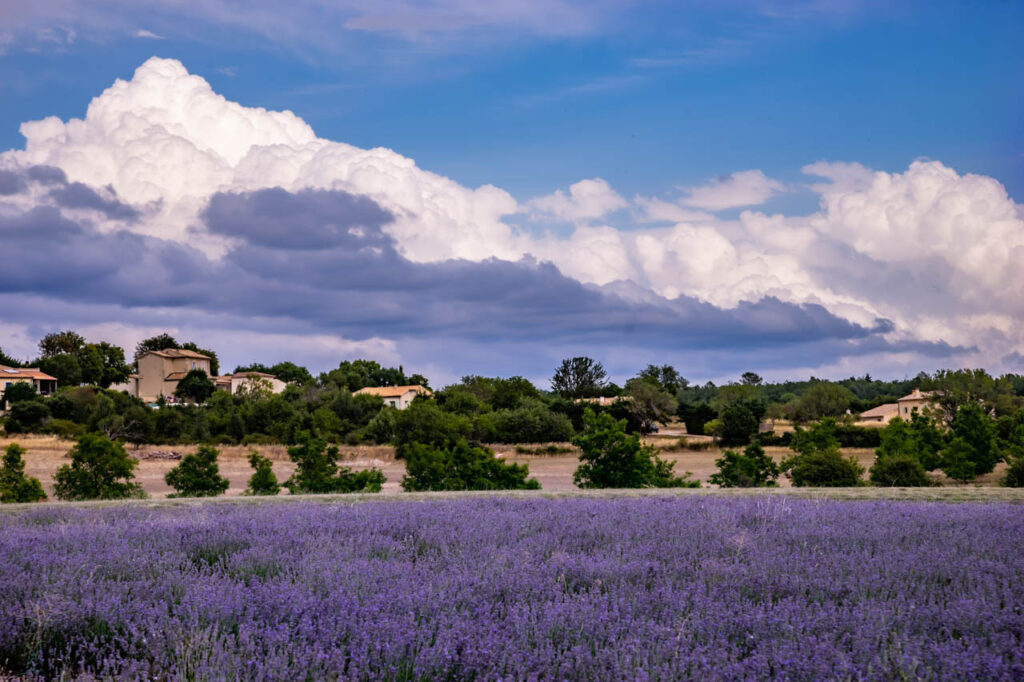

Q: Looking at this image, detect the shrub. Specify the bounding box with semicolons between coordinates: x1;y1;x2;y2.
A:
1;381;38;408
782;418;864;487
492;399;573;444
53;434;145;500
401;439;540;492
0;443;47;503
869;455;931;487
1003;457;1024;488
392;401;471;457
4;400;50;433
285;432;385;494
164;444;230;498
940;403;999;481
174;369;215;404
573;409;698;489
719;402;759;446
244;451;281;496
709;442;779;488
832;426;882;449
43;418;87;440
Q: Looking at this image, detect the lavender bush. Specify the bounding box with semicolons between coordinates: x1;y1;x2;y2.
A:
1;497;1022;680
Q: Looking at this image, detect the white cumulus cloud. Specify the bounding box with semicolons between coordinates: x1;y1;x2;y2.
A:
681;169;786;210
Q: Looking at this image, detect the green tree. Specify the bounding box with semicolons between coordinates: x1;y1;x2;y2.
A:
551;356;608;399
4;400;51;433
793;382;856;422
782;418;864;487
321;359;410;392
391;400;471;457
709;441;779;487
174;369;216;404
491;398;574;443
86;342;131;388
134;333;179;361
869;455;930;487
573;408;697;488
53;434;145;500
38;330;86;357
401;439;540;491
179;342;220;376
164;444;230;497
939;402;999;482
623;381;677;434
244;451;280;495
2;381;38;408
0;443;47;503
38;353;82;388
284;432;385;494
634;364;687;394
740;371;763;386
925;368;1001;424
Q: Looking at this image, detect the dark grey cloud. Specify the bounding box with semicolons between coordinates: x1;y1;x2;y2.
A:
48;182;141;221
0;169;27;195
26;165;67;186
203;187;393;249
0;184;964;376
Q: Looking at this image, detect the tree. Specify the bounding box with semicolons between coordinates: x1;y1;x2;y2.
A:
321;359;409;392
0;346;23;367
175;369;215;404
235;361;313;385
134;333;178;361
179;342;220;376
925;368;1001;424
39;353;82;388
793;382;856;422
401;439;540;492
551;356;608;399
38;330;85;358
2;382;38;408
164;444;230;497
491;398;574;443
53;434;145;500
244;451;280;495
869;455;930;487
284;432;385;494
391;400;471;457
4;401;50;433
782;418;864;487
573;408;698;489
634;364;687;394
940;403;999;482
0;443;47;503
709;442;779;488
740;372;763;386
86;342;131;388
719;401;760;446
624;381;677;434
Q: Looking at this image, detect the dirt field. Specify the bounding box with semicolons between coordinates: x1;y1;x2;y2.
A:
2;434;1013;499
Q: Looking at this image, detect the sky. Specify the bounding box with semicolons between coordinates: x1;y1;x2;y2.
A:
0;0;1022;388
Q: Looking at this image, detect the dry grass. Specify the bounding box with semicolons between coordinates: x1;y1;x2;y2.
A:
2;435;1014;500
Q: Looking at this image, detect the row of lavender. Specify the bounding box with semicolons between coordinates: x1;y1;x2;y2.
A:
2;497;1022;679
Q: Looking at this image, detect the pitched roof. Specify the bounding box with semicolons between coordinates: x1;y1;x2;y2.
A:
0;365;57;381
859;403;898;418
231;371;278;379
355;385;432;398
142;348;211;360
897;389;937;402
164;371;192;381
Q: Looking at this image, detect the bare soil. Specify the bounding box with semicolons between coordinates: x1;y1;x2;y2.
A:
2;434;1011;499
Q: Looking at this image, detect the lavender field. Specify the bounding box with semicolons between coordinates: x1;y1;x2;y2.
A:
2;497;1023;680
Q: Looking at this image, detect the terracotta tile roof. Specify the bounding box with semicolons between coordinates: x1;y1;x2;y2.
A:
355;385;432;398
859;403;898;418
0;365;57;381
897;389;937;402
142;348;211;360
164;371;192;381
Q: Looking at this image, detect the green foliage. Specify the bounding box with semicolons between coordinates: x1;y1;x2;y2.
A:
391;401;471;457
39;353;82;387
134;333;179;360
940;403;999;481
551;356;608;399
573;409;698;489
792;382;857;422
284;432;385;494
174;369;216;404
869;455;931;487
321;359;414;392
0;443;47;503
719;401;760;446
38;330;86;357
709;442;779;488
782;419;864;487
1002;456;1024;488
244;451;280;496
633;364;687;394
234;361;313;385
623;381;677;434
491;399;574;443
4;400;50;433
164;444;230;498
401;439;539;491
677;401;716;439
2;381;38;407
53;434;145;501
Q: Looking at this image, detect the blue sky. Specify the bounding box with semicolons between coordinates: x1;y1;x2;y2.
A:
0;1;1022;386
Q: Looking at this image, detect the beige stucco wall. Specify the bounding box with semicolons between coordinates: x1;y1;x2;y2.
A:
137;353;211;402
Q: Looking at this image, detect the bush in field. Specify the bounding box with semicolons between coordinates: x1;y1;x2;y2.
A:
3;400;50;433
0;443;47;503
1;382;38;408
391;401;471;457
1003;456;1024;487
782;418;864;487
709;442;779;488
285;432;385;494
53;434;145;500
164;444;230;498
940;403;999;482
718;401;760;446
244;451;280;496
491;399;573;443
869;455;931;487
573;408;698;489
402;439;540;492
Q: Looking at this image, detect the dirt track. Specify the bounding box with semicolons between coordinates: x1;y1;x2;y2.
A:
1;434;1010;499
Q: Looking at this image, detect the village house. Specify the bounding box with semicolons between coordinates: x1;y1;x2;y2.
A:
355;385;432;409
857;388;938;425
0;365;58;397
214;371;288;396
131;349;213;402
858;403;899;424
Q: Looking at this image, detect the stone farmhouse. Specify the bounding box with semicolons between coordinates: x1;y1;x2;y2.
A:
114;350;286;403
857;388;938;425
1;365;58;396
355;385;432;409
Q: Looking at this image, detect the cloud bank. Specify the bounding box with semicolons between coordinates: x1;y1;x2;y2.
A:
1;57;1021;383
